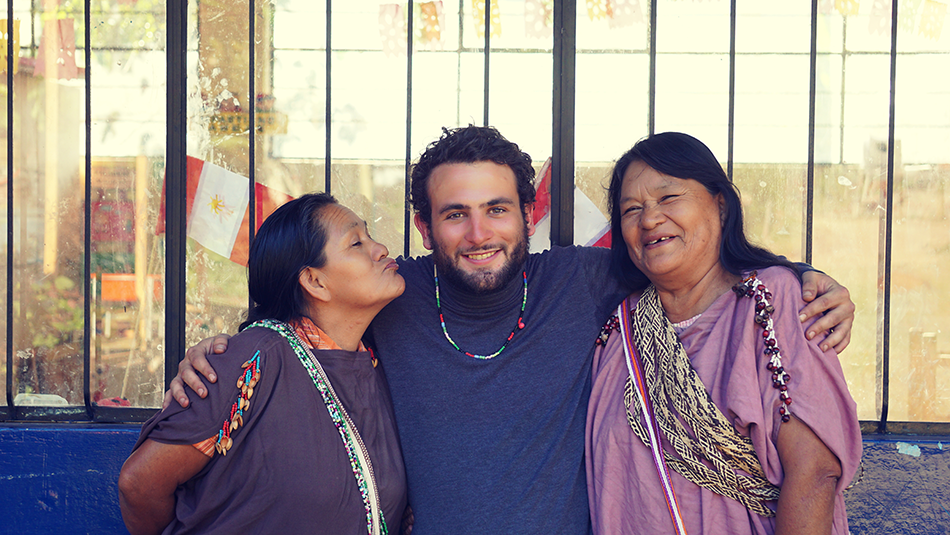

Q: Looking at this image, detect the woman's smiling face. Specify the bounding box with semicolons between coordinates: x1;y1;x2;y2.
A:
618;160;725;288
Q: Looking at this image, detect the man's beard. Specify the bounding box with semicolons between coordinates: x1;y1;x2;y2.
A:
432;222;530;295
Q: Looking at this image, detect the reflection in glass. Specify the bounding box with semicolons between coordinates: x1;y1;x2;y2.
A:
892;48;950;421
83;2;167;408
810;5;893;421
187;0;252;366
574;3;649;252
11;0;86;406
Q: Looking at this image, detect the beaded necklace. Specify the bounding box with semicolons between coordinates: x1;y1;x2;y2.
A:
434;264;527;360
250;319;388;535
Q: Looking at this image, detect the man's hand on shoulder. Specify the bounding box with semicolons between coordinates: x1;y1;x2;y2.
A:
799;271;855;354
161;334;232;409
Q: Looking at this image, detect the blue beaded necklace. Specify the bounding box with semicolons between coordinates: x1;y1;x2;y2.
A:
434;264;527;360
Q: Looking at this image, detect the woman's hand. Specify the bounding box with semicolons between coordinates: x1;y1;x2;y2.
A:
118;439;210;535
775;415;841;535
799;271;855;353
161;334;232;410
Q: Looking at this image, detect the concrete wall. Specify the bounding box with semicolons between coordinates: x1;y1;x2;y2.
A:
1;426;947;534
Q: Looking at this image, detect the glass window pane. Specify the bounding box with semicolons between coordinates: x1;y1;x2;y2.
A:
83;0;167;410
811;11;891;422
891;51;950;422
329;3;407;262
574;3;649;254
188;0;251;353
411;1;482;256
12;0;86;406
733;3;812;261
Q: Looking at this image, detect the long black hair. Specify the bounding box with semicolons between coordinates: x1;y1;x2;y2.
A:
240;192;338;331
606;132;798;290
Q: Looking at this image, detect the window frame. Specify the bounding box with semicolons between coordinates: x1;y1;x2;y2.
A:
0;0;944;434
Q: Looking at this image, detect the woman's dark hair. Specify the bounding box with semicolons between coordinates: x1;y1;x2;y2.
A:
239;192;338;331
607;132;798;290
410;125;536;226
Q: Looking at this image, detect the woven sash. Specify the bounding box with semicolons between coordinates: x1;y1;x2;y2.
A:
621;286;781;520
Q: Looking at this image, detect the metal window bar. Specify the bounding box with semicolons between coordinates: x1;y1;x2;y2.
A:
83;0;93;421
726;0;736;181
879;0;899;435
248;0;257;313
551;0;575;247
403;2;414;258
325;0;332;193
4;3;15;421
483;0;490;127
163;0;188;418
647;0;657;137
804;0;818;267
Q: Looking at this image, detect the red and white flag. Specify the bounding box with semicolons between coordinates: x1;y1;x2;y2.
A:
157;157;294;266
530;157;612;254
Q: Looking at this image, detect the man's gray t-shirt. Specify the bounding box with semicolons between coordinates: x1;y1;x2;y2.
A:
369;246;627;535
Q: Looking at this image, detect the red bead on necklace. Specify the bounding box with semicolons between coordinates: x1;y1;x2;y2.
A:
434;264;527;360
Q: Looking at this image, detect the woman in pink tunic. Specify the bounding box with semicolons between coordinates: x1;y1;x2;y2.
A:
586;133;861;535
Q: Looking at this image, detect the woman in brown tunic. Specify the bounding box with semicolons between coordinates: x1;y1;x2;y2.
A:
118;193;408;535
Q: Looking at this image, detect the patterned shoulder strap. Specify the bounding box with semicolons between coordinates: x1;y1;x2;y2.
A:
249;319;387;535
618;299;689;535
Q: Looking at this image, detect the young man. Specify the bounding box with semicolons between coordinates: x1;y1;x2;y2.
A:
169;126;855;534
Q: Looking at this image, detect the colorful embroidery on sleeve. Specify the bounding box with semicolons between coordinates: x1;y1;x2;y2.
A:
214;350;262;456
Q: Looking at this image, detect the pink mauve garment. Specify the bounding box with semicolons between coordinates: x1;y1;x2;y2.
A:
586;266;861;535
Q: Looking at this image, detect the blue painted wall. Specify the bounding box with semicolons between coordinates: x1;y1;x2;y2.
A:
1;426;947;534
0;425;139;535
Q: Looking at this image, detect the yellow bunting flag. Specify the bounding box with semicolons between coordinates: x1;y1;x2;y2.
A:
472;0;502;38
919;0;947;39
835;0;860;16
899;0;924;32
587;0;611;21
0;19;19;74
418;2;445;49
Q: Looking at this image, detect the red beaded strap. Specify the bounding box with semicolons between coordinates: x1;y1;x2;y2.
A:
732;272;793;423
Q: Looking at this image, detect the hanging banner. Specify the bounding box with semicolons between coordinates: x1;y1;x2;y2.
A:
472;0;502;38
525;0;554;38
899;0;924;32
157;157;294;265
869;0;891;35
35;18;78;79
418;2;446;49
379;3;407;56
919;0;947;40
587;0;611;22
609;0;645;29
